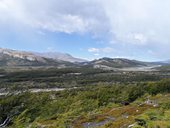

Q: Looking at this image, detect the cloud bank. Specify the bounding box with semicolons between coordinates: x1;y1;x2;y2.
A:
0;0;109;35
0;0;170;60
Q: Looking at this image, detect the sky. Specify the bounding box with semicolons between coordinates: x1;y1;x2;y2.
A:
0;0;170;61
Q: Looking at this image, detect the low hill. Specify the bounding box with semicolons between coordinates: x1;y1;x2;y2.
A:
84;57;148;69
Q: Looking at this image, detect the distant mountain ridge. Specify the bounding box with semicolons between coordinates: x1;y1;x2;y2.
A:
34;52;86;63
83;57;148;69
0;48;75;67
0;48;46;62
0;48;169;68
160;60;170;64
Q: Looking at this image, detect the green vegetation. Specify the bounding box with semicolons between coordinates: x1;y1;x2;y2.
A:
0;67;170;91
0;79;170;128
157;65;170;71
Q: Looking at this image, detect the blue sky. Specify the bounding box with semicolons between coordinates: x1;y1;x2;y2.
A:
0;0;170;61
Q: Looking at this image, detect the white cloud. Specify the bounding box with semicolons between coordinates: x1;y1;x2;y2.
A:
34;14;88;34
88;47;114;53
1;0;170;46
0;0;26;23
88;48;100;53
101;47;114;53
46;47;55;52
102;0;170;46
125;33;148;45
0;0;110;35
94;53;99;56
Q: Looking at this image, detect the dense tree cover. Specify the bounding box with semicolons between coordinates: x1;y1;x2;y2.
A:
0;67;169;91
0;79;170;127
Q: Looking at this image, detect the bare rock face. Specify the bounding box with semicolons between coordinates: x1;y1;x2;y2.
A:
0;48;87;63
0;48;46;62
0;48;75;67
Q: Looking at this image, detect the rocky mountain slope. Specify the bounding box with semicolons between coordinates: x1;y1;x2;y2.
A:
34;52;86;63
0;48;74;67
0;48;167;68
83;57;148;69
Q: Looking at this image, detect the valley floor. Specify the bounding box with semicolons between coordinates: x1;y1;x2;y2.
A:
0;67;170;128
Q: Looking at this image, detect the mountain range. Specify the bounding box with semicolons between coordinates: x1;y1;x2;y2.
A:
0;48;169;68
0;48;74;67
34;52;86;63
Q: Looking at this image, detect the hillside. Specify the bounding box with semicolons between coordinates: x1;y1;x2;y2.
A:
0;48;168;69
85;58;148;69
0;48;74;67
0;79;170;128
34;52;86;63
